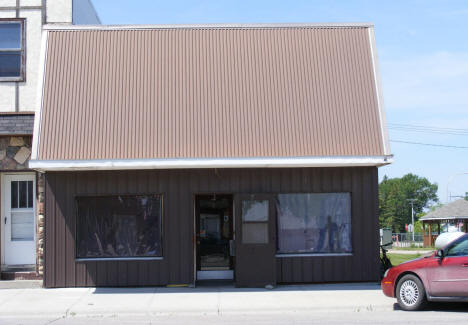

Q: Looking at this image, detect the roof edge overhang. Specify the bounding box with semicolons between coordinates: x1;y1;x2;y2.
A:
42;22;374;31
29;155;394;172
420;216;468;221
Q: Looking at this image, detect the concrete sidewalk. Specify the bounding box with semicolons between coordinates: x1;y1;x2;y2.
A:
0;283;391;318
1;282;467;324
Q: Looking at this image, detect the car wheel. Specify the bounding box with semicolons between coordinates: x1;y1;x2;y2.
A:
396;274;427;311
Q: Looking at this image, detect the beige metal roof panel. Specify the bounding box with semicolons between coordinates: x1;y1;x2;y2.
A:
37;26;388;161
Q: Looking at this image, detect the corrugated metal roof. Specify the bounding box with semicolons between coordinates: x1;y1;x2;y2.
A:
420;199;468;221
34;25;390;162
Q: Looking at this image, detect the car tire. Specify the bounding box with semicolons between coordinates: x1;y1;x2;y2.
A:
396;274;427;311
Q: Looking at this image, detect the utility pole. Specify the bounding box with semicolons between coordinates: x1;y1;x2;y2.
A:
408;199;416;242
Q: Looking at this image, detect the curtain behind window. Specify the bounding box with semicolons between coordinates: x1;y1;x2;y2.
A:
277;193;352;254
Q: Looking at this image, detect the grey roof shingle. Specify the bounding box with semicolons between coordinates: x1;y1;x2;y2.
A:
0;114;35;135
420;199;468;221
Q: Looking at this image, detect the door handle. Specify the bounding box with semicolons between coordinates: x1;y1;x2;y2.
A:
4;217;6;225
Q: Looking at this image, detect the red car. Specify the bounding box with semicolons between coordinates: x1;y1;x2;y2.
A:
381;233;468;311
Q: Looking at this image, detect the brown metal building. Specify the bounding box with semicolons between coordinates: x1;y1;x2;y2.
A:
30;23;392;288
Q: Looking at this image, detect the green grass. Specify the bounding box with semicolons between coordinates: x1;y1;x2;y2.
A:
386;253;422;266
390;246;434;251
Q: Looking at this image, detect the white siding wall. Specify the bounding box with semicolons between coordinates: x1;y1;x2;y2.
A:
47;0;73;24
19;9;42;111
21;0;42;6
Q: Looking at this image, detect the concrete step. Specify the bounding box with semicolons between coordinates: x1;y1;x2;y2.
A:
1;271;42;280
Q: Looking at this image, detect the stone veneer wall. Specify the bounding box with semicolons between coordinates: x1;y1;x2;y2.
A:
0;136;32;169
37;174;45;276
0;136;44;276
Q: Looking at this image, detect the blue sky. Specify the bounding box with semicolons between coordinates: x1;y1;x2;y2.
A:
92;0;468;203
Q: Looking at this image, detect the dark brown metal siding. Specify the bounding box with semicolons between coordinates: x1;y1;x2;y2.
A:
44;167;379;287
38;27;385;161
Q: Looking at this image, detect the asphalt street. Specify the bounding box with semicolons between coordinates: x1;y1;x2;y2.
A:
0;282;467;324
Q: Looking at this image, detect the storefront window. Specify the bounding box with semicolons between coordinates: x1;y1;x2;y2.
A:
76;195;162;258
276;193;352;254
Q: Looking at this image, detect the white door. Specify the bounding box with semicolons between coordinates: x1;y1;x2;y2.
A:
3;174;36;265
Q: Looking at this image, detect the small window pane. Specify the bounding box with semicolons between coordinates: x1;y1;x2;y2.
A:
0;52;21;77
27;181;33;208
19;181;27;208
242;200;268;222
277;193;352;254
11;181;18;209
0;23;21;49
242;223;268;244
11;211;34;241
76;195;163;258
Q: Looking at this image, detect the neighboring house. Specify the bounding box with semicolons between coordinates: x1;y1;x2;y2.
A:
0;0;99;279
421;199;468;247
30;23;393;288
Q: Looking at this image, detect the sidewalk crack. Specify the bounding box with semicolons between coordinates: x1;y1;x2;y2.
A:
64;288;92;319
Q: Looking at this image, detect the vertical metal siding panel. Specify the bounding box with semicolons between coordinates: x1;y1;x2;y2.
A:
357;32;375;155
160;171;170;284
75;174;87;286
313;30;330;156
371;167;380;279
85;173;97;287
362;31;384;155
65;173;76;287
95;173;108;286
105;173;118;285
54;173;65;287
179;170;192;283
352;168;364;280
330;29;350;155
337;29;356;155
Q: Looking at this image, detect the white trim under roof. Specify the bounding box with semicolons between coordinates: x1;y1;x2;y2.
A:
42;22;374;31
368;27;391;156
29;156;393;172
31;29;49;161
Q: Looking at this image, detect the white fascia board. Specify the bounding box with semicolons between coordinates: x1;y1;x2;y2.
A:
42;22;374;31
31;29;49;160
29;156;394;172
368;27;391;157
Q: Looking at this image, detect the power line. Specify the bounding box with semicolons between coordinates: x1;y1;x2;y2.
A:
390;139;468;149
387;123;468;133
388;127;468;136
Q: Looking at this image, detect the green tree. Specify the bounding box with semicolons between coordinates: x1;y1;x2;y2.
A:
379;174;438;232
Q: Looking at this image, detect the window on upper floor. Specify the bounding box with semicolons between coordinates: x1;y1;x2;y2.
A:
0;19;25;81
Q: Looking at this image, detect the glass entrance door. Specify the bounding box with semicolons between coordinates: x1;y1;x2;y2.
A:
196;194;234;280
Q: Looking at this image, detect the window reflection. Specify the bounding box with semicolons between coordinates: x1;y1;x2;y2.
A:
76;195;163;258
277;193;352;254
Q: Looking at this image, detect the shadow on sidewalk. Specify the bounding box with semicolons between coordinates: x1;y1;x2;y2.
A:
91;281;381;294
